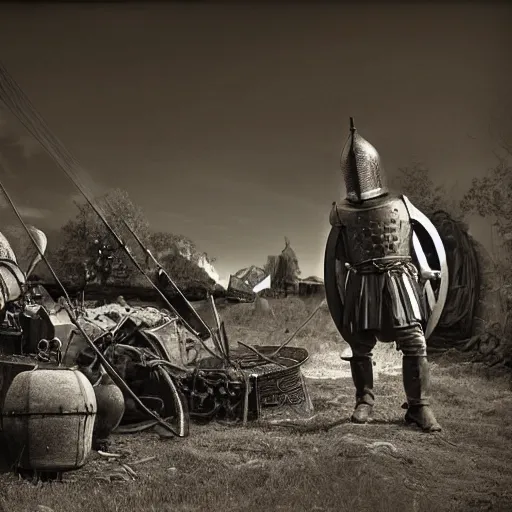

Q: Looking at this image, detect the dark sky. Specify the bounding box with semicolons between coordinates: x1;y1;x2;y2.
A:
0;2;511;284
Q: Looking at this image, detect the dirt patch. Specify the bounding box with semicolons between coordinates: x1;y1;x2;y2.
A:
303;342;403;380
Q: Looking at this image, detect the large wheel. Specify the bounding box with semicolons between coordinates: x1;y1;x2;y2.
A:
324;226;348;339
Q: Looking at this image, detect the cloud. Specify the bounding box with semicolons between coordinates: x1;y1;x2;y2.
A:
17;206;49;219
14;134;41;159
0;196;49;219
0;153;15;177
0;106;42;159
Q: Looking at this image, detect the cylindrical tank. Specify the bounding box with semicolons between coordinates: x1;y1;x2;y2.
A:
1;368;97;472
93;370;125;441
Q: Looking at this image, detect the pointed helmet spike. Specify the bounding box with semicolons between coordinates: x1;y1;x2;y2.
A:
339;117;388;203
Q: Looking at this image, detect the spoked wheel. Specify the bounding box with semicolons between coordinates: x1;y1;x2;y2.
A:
150;364;189;437
107;336;190;438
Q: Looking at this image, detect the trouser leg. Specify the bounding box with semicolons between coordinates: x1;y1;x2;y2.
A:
344;331;377;423
394;324;441;432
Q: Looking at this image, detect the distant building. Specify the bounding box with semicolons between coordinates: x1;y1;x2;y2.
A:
265;237;301;296
298;276;325;297
226;265;270;302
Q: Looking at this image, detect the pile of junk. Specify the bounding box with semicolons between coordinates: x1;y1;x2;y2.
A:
0;62;313;481
0;227;313;480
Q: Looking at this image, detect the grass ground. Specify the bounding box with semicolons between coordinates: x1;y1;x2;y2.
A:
1;297;511;512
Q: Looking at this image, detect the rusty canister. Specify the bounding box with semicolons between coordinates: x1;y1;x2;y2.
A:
1;368;97;471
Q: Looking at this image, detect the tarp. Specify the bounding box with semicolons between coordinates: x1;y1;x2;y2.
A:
429;211;480;345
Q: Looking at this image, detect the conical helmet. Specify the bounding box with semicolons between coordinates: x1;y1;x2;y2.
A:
339;118;388;203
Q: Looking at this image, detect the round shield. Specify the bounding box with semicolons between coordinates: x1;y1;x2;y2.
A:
402;196;449;339
324;226;349;340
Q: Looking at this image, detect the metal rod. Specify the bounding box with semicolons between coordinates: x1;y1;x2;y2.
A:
220;320;230;360
237;341;285;368
120;220;224;362
121;219;213;338
208;294;230;362
210;297;230;358
270;298;325;357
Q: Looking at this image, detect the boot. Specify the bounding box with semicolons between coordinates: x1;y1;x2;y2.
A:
349;357;374;423
402;356;442;432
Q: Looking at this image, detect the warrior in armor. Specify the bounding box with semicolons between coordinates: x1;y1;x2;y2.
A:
324;118;448;432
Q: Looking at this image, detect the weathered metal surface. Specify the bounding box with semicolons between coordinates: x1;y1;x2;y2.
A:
19;304;74;355
330;196;412;263
226;275;256;303
1;368;96;471
92;372;125;441
193;346;313;421
325;194;449;341
245;346;313;420
0;328;23;357
340;118;388;203
0;356;37;419
0;259;25;310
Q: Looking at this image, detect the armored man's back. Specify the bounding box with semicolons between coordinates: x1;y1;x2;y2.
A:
329;195;412;265
329;193;424;336
324;117;443;432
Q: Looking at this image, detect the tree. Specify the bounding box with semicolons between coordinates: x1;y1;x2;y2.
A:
47;188;216;294
150;231;216;266
160;252;215;291
149;231;215;292
461;153;512;280
53;188;151;287
150;232;191;260
265;237;301;296
390;163;464;220
460;144;512;361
